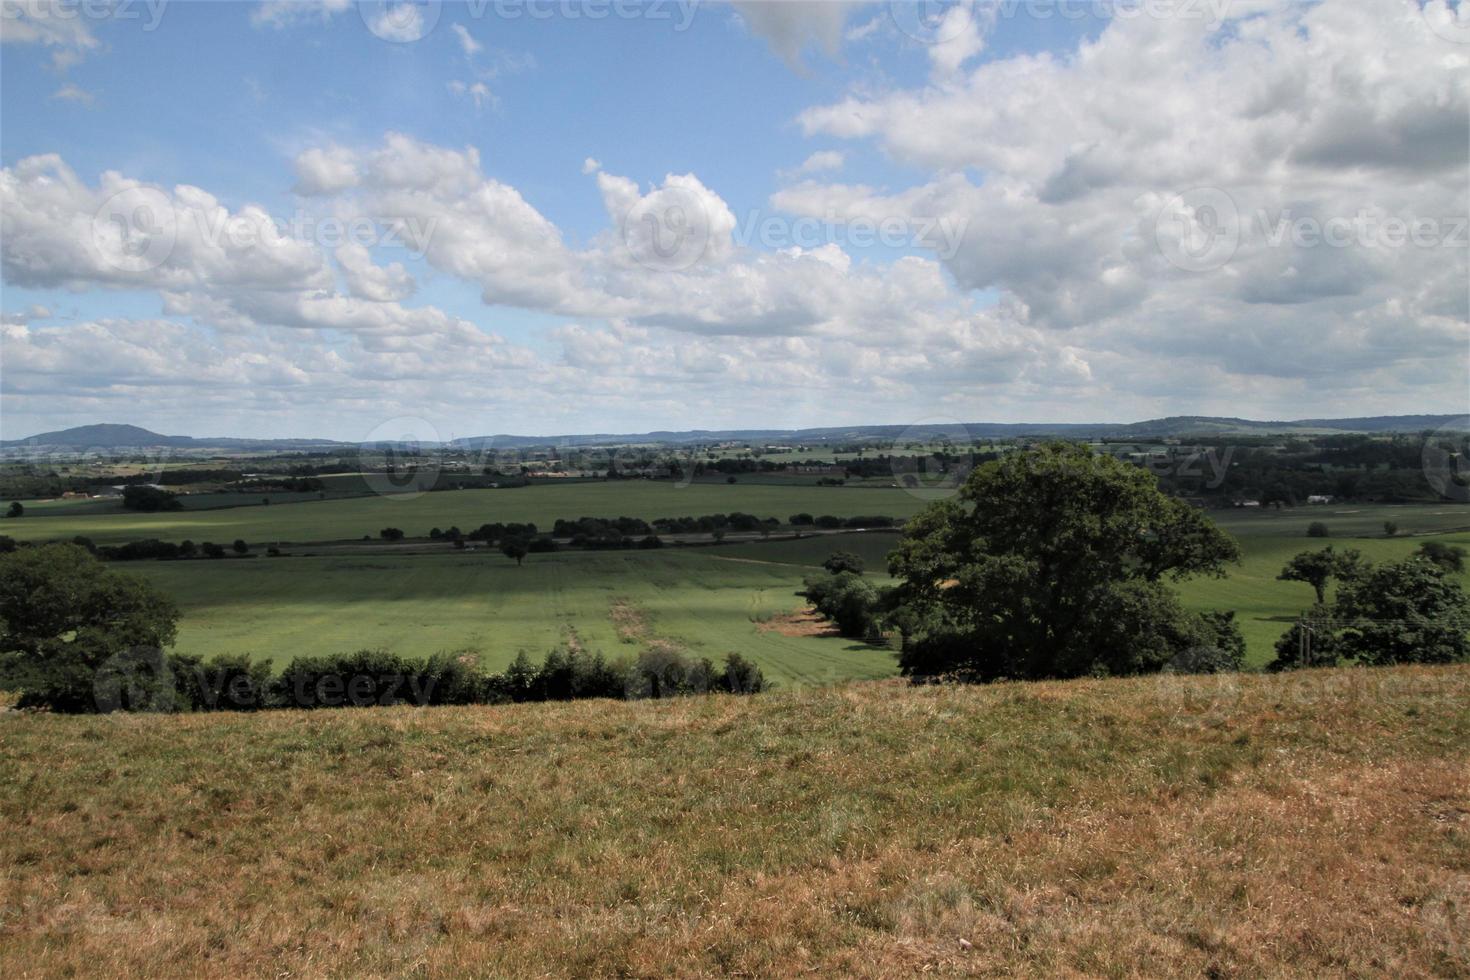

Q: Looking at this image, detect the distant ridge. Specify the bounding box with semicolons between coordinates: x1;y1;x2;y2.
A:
4;414;1465;451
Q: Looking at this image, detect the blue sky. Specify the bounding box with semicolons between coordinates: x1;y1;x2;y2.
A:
1;1;1465;439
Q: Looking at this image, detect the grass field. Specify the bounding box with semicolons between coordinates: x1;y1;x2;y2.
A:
8;490;1469;675
125;548;897;686
2;481;927;546
2;666;1466;977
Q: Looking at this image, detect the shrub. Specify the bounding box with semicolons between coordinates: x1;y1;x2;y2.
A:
822;551;865;575
1307;521;1329;538
717;653;766;694
379;527;405;541
802;571;882;639
789;513;814;526
275;650;428;709
171;652;275;711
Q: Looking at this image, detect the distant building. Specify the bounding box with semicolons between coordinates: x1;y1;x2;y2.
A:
1237;499;1262;508
1306;495;1333;505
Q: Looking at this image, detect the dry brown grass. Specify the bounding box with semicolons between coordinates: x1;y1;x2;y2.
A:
2;667;1468;978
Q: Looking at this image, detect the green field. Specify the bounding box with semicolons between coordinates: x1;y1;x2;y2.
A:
9;486;1469;675
3;481;926;546
126;548;898;686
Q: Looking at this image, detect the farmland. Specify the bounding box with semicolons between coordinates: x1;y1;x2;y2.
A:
4;480;1468;675
3;666;1467;977
124;548;899;686
2;481;927;546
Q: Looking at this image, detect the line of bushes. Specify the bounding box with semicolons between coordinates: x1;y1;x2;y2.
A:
86;645;767;713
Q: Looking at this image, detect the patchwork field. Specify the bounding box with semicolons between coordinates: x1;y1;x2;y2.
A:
3;666;1466;977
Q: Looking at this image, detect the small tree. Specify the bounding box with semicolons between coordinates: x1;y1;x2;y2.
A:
1383;520;1398;537
1277;546;1365;605
379;527;405;541
231;539;249;555
5;502;22;518
501;539;529;566
1417;541;1467;574
1307;521;1330;538
822;551;865;576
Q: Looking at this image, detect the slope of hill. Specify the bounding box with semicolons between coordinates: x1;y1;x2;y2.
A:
2;666;1466;977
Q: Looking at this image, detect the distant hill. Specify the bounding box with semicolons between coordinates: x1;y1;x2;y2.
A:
4;414;1465;452
0;423;341;452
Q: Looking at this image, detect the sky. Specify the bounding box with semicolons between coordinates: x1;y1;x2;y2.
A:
0;0;1467;441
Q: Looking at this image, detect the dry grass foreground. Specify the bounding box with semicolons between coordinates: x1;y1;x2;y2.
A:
2;668;1468;978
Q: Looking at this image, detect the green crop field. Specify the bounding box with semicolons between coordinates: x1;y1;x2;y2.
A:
9;490;1469;676
125;548;898;687
2;481;926;546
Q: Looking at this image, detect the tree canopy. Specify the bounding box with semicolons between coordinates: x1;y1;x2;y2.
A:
888;442;1241;681
0;544;180;711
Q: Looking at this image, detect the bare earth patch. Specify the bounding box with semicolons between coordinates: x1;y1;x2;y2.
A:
758;606;844;638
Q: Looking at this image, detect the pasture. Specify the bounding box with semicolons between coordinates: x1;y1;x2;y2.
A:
126;548;898;686
7;486;1469;674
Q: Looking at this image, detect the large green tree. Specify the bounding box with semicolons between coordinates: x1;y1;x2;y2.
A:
1334;557;1470;666
888;442;1240;681
0;544;180;711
